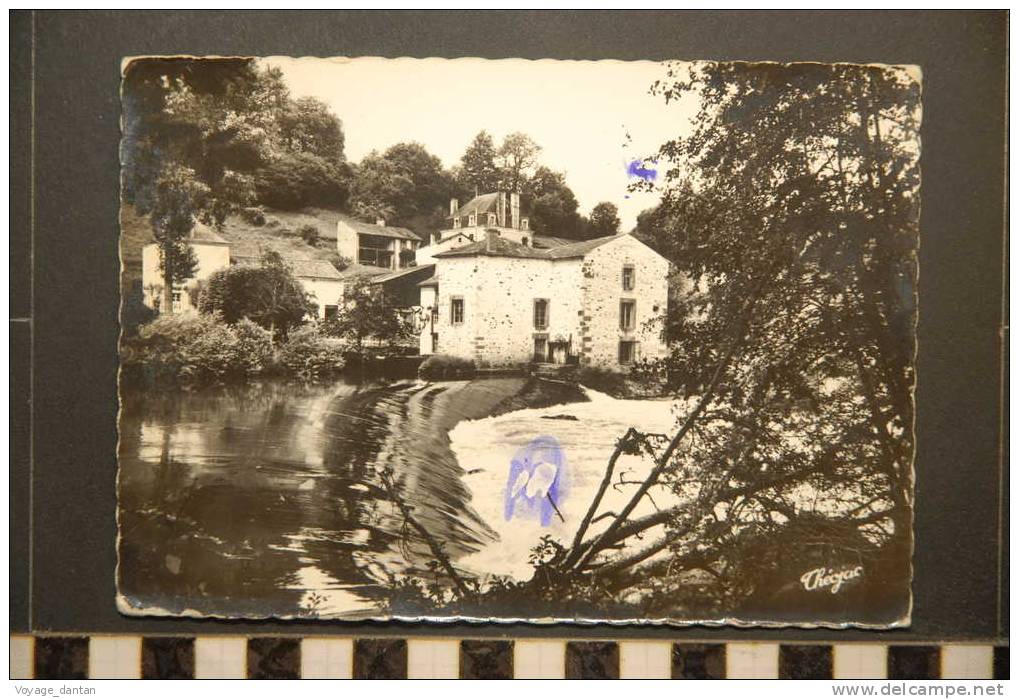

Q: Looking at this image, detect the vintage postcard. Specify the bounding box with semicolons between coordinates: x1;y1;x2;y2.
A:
117;56;919;626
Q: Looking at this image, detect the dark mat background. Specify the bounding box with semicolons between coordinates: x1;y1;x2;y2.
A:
9;10;1008;642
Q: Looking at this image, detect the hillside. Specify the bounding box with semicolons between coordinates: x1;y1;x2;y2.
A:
119;204;353;284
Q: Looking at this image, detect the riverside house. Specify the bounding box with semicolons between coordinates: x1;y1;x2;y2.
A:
409;192;670;369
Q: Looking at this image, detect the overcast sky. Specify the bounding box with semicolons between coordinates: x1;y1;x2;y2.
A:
261;57;698;231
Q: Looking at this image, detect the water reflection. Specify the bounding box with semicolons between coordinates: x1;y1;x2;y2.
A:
118;377;527;618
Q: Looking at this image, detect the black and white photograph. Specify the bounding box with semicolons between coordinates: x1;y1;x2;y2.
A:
116;55;920;626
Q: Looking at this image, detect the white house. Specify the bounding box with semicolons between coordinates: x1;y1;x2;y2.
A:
411;193;670;369
141;225;345;320
141;225;231;313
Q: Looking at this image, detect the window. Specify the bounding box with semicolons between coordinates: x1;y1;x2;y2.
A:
620;300;636;330
431;333;439;353
171;289;183;312
324;304;339;320
451;297;465;325
533;299;549;329
454;216;461;228
622;265;635;291
534;335;548;362
619;340;638;365
521;217;530;230
487;213;497;226
468;213;477;227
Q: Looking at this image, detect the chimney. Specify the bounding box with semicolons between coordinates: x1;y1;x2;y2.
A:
449;198;459;216
485;228;500;251
510;192;521;230
497;192;507;227
375;218;386;227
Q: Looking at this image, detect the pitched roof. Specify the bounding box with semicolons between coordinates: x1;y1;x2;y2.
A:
417;274;439;287
287;258;344;280
432;232;626;260
432;234;549;260
543;234;626;259
190;223;229;245
370;264;436;285
531;235;575;249
334;262;392;280
337;215;421;241
231;255;343;281
449;192;501;221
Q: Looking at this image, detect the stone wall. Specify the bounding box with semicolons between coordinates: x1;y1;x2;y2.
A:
578;236;670;368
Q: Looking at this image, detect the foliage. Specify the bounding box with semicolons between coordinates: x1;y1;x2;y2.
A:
296;223;321;246
575;365;628;396
197;251;316;338
456;130;502;195
276;96;346;162
254;152;351;211
238;206;266;226
350;142;456;234
123;312;270;382
418;354;477;380
322;276;415;353
532;61;921;612
497;132;541;193
276;325;346;377
525;166;584;238
587;201;621;237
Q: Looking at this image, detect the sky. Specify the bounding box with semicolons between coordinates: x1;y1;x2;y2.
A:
261;57;699;231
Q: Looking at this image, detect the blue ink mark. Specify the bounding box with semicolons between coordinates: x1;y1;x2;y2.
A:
504;436;567;527
626;159;658;182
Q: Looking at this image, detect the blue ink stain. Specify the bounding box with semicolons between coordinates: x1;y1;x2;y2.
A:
504;436;567;527
626;159;658;182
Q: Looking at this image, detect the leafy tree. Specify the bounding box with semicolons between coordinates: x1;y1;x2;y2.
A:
122;59;286;312
587;202;621;238
324;276;414;354
197;251;316;339
542;62;920;617
350;142;456;236
149;165;206;311
254;152;351;210
526;166;583;238
277;96;346;163
497;132;541;193
456;130;501;196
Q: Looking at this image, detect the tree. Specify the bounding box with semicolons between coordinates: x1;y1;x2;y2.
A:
324;276;414;354
197;251;316;339
254;152;352;210
456;131;501;196
587;202;621;238
122;59;286;312
540;62;920;616
149;165;206;312
497;132;541;193
277;96;346;163
350;142;456;237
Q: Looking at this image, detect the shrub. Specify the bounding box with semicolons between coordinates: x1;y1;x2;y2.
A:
277;326;346;377
297;224;320;246
232;318;274;371
239;207;266;226
418;354;476;381
576;365;628;396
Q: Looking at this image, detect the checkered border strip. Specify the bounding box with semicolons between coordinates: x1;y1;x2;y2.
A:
9;636;1008;679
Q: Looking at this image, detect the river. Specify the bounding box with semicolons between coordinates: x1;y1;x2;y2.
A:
117;376;681;619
